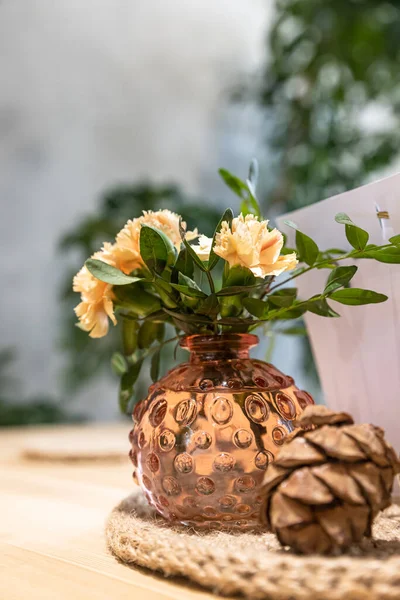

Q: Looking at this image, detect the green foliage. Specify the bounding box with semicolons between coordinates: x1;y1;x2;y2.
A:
306;297;340;318
335;213;369;250
361;246;400;263
324;266;358;294
140;225;176;274
85;259;141;285
268;288;297;307
70;164;400;413
284;221;318;266
60;182;221;397
242;298;269;318
329;288;388;305
173;248;194;279
218;162;261;217
252;0;400;212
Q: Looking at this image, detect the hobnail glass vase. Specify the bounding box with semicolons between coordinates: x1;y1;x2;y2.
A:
129;333;314;530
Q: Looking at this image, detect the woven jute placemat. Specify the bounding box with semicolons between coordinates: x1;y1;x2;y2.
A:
106;488;400;600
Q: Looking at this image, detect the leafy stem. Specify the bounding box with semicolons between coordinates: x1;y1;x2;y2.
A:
267;250;364;294
206;270;216;294
134;334;184;362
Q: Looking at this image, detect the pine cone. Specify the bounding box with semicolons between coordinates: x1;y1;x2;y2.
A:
262;405;400;554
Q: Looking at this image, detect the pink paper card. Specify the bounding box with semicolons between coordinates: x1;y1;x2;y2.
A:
277;173;400;452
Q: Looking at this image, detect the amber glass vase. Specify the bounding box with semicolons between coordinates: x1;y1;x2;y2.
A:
129;333;314;530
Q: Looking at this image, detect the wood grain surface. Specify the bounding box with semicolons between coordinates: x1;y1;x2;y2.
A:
0;424;220;600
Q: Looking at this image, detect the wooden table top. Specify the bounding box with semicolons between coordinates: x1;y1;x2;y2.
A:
0;423;220;600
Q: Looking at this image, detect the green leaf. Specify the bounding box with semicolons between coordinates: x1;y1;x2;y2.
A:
219;295;243;317
153;277;179;309
178;220;208;272
208;208;234;271
170;273;206;306
170;283;207;298
281;246;297;256
216;284;263;296
245;188;261;218
245;161;261;217
268;288;297;308
345;224;369;250
218;168;248;199
335;212;354;225
296;230;319;266
324;265;358;295
223;265;256;288
85;259;142;286
362;247;400;263
316;262;337;270
307;297;340;317
330;288;388;305
174;247;194;278
284;219;298;229
219;165;261;217
119;360;143;414
150;349;161;382
111;352;127;376
178;272;203;292
324;248;348;255
389;234;400;245
113;285;161;316
164;309;213;333
269;305;308;320
140;225;171;274
196;294;220;319
143;311;170;323
138;321;164;349
156;323;165;342
284;220;319;266
122;318;139;355
243;297;269;318
240;200;251;217
334;212;369;250
163;309;213;325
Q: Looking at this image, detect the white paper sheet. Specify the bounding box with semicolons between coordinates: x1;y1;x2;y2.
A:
276;173;400;452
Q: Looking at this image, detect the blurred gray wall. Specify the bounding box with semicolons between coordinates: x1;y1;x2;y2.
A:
0;0;271;419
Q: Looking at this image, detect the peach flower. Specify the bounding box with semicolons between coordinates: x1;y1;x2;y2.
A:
214;213;298;277
115;209;198;273
191;235;213;261
73;243;118;338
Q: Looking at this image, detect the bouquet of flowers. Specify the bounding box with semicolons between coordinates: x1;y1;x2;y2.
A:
73;161;399;412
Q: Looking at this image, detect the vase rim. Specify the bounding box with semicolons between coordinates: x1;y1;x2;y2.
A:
180;333;259;351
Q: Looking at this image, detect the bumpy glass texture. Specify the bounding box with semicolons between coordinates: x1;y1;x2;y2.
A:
129;334;314;530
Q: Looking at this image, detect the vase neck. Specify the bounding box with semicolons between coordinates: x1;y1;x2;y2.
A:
180;334;258;364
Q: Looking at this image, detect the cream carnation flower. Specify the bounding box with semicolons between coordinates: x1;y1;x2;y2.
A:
214;213;298;277
115;209;198;273
73;243;118;338
191;235;213;261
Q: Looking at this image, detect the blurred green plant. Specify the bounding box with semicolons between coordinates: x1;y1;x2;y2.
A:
60;183;221;394
0;349;82;426
254;0;400;212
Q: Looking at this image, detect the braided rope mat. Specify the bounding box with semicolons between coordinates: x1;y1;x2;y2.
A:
106;488;400;600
